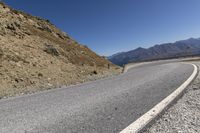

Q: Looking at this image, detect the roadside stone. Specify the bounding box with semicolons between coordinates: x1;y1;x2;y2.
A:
15;78;19;83
193;87;199;90
30;80;35;84
47;83;53;87
38;73;43;77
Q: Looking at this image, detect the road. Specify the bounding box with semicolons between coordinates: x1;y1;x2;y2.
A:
0;62;194;133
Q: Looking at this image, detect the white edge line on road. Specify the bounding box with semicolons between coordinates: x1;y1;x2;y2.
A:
120;63;198;133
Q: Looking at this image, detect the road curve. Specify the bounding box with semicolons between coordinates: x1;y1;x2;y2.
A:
0;62;194;133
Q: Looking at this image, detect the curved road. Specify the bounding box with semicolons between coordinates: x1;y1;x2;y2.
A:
0;62;194;133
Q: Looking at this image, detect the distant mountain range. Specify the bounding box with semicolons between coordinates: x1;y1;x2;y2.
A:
108;38;200;66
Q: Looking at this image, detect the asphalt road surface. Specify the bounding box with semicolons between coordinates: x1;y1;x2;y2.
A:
0;62;194;133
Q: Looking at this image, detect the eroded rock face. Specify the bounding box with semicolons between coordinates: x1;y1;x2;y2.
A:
0;2;121;97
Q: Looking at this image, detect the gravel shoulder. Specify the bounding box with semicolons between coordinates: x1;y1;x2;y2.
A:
145;61;200;133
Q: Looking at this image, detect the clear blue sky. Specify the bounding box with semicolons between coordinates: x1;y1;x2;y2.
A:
4;0;200;56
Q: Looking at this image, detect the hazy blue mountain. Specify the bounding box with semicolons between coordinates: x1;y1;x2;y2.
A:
108;38;200;66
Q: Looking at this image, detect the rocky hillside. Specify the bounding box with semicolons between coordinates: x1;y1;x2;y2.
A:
0;2;121;97
109;38;200;66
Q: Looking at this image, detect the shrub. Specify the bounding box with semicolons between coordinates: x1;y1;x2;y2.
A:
44;44;59;56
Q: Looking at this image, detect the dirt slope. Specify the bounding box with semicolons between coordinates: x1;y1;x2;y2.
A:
0;2;121;98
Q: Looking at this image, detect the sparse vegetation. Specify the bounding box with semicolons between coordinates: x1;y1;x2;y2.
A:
44;44;59;56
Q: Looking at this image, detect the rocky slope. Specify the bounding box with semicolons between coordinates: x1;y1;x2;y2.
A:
109;38;200;66
0;2;121;97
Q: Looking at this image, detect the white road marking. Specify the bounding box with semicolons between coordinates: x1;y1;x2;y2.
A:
120;63;198;133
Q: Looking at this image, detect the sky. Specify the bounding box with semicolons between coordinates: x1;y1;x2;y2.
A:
3;0;200;56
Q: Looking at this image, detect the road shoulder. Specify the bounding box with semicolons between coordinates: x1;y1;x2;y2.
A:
145;61;200;133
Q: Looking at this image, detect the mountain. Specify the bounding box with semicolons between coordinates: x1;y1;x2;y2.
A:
108;38;200;66
0;2;121;97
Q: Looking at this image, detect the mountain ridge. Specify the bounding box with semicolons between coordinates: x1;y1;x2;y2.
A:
109;38;200;66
